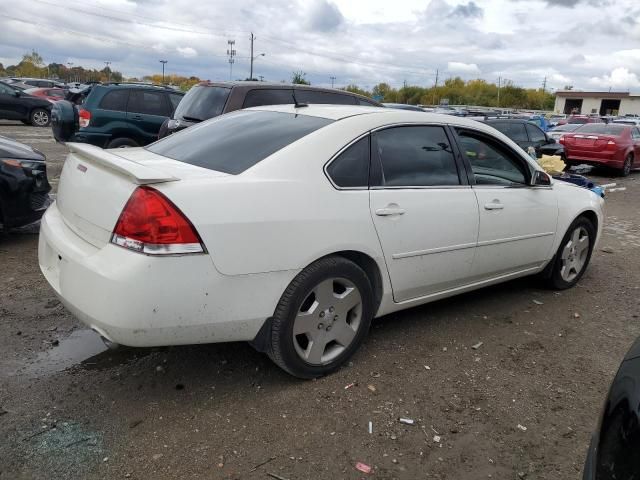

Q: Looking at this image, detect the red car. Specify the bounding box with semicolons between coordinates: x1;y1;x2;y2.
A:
560;123;640;176
23;87;66;103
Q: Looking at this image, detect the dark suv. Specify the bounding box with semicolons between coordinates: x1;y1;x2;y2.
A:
483;118;562;158
0;81;53;126
52;83;184;148
159;81;381;138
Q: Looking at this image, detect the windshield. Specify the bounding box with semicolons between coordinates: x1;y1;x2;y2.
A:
147;110;333;174
173;85;230;122
575;123;627;135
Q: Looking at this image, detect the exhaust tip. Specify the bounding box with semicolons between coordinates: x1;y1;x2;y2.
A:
100;336;120;350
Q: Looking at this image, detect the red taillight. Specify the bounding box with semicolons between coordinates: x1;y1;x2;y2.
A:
78;108;91;128
111;186;204;255
559;137;565;145
606;140;618;151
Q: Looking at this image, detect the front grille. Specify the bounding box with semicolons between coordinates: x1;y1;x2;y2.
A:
30;192;51;211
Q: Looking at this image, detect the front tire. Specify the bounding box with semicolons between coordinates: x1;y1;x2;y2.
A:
268;256;374;378
30;108;50;127
620;154;633;177
546;216;595;290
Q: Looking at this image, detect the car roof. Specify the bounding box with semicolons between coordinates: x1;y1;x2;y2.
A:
245;104;500;131
96;83;182;93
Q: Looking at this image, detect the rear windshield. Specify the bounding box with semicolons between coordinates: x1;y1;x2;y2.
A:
147;110;333;174
173;85;230;122
575;124;627;135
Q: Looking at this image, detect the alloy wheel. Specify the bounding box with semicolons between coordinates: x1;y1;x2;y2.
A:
560;226;590;282
33;111;49;126
292;277;362;365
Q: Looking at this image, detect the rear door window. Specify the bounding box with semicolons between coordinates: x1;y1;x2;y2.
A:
147;110;332;174
127;90;170;117
99;89;129;111
491;122;528;142
168;93;183;112
326;136;370;188
296;90;356;105
242;89;294;108
373;126;461;187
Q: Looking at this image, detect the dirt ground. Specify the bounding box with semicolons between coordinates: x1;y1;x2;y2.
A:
1;121;639;480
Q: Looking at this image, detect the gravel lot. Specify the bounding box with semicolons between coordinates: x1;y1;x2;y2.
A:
1;121;639;480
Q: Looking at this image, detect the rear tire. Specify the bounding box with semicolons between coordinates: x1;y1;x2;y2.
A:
30;109;50;127
546;216;595;290
106;137;138;148
268;256;374;378
620;154;632;177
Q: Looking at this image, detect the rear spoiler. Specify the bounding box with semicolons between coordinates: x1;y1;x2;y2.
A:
67;143;178;185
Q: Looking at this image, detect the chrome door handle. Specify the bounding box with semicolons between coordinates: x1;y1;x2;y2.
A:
375;205;406;216
484;202;504;210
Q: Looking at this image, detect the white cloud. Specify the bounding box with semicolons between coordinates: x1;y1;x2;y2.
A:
176;47;198;58
550;73;571;84
447;62;480;74
589;67;640;89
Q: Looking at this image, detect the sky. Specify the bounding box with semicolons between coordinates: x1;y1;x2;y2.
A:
0;0;639;91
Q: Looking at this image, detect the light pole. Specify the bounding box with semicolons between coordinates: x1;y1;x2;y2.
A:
330;76;336;88
159;60;168;84
250;53;265;81
104;61;112;82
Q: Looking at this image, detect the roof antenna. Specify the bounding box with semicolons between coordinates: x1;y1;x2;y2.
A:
292;90;308;109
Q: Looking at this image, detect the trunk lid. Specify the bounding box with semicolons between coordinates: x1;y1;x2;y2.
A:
56;143;227;247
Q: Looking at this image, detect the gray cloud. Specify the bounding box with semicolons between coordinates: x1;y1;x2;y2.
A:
307;0;344;32
450;1;483;18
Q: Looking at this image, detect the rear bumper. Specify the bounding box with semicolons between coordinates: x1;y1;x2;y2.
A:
38;201;295;347
565;150;624;167
71;131;112;149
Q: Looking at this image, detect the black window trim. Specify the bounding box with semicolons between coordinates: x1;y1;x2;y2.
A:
323;132;372;191
450;126;538;188
369;123;470;190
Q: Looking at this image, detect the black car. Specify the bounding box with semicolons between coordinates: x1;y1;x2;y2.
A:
0;81;52;126
584;336;640;479
158;81;381;138
0;135;51;232
483;118;562;158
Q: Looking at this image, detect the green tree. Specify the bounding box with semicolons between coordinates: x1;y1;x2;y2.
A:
343;84;371;97
291;71;310;85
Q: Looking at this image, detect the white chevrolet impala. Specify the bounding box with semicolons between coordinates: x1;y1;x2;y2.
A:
39;105;604;378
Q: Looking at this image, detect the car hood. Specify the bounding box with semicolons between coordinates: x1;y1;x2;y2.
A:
0;135;45;160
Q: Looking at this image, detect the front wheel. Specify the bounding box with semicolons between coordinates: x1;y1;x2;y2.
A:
268;256;374;378
546;217;595;290
30;108;50;127
107;137;138;148
620;154;633;177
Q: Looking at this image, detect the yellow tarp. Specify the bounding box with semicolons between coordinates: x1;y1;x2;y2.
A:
538;155;566;175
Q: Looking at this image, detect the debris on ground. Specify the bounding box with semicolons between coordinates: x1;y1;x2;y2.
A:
433;435;441;443
424;365;431;370
399;418;415;425
368;421;373;434
367;384;376;392
355;462;372;474
344;382;356;390
517;424;527;432
249;456;276;472
573;313;581;319
471;342;483;350
601;247;615;253
267;473;290;480
532;300;544;305
152;453;163;460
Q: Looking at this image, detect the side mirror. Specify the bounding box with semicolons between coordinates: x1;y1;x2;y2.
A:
546;136;556;144
531;170;551;187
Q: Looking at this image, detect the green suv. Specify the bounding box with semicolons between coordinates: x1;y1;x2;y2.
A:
53;83;183;148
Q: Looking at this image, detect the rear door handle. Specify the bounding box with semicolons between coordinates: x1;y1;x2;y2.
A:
484;202;504;210
375;205;406;216
131;115;143;120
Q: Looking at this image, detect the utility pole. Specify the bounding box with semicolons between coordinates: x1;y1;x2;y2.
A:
159;60;168;84
542;76;547;94
330;76;336;88
249;33;255;80
431;69;439;106
259;75;264;82
104;61;112;82
227;40;236;81
497;76;501;107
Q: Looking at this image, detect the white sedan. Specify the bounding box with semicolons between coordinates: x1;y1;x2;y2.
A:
39;105;604;378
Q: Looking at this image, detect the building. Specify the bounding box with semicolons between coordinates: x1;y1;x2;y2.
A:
554;91;640;116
